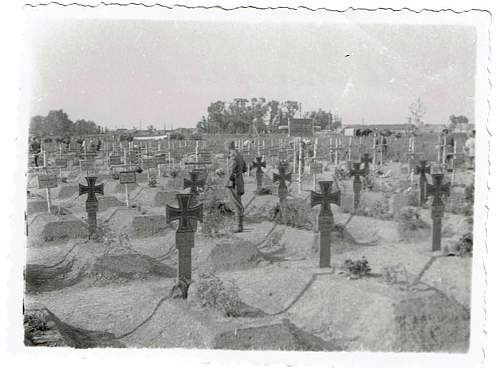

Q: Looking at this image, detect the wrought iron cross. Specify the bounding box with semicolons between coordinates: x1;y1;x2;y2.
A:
415;160;431;178
166;194;203;233
361;153;372;176
350;162;364;182
273;163;292;193
426;173;450;209
310;181;340;268
183;171;205;194
78;176;104;203
251;156;266;174
311;181;341;217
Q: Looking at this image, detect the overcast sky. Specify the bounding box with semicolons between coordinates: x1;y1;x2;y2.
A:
27;19;476;129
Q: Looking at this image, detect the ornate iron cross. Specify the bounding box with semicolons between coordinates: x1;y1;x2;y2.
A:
361;153;372;176
350;162;364;182
251;156;266;174
78;176;104;203
311;181;341;217
273;163;292;193
166;194;203;233
183;171;205;194
310;180;340;268
426;173;450;210
426;173;450;252
415;160;431;178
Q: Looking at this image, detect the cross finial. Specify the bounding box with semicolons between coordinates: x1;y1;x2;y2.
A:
426;173;450;207
311;181;341;216
415;160;431;176
361;153;371;175
252;156;266;173
183;171;205;194
166;194;203;233
350;162;363;180
273;163;292;191
78;176;104;203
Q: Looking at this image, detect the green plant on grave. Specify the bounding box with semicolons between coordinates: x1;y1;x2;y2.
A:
169;170;178;178
397;206;429;241
452;233;473;257
196;273;243;317
148;176;157;187
382;264;409;287
340;257;372;279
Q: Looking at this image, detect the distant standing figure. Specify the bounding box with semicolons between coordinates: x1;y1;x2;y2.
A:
226;141;247;232
440;128;455;168
464;130;475;170
30;137;41;167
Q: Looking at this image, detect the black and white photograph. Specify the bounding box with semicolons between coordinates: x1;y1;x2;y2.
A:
1;2;498;368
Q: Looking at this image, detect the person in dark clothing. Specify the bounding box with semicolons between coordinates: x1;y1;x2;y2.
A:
226;141;247;232
30;137;41;167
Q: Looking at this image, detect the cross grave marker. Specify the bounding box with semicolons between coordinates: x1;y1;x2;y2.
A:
78;176;104;237
273;163;292;210
350;162;364;210
311;181;341;268
415;160;431;207
165;194;203;285
251;156;266;192
426;173;450;252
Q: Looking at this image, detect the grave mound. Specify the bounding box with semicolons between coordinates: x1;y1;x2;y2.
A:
26;240;176;292
90;254;176;281
29;214;88;242
132;215;169;237
27;199;49;215
197;238;262;273
213;320;341;351
25;260;85;293
98;196;126;211
392;289;470;352
24;307;124;348
268;198;315;230
112;182;139;193
152;191;179;207
57;185;79;199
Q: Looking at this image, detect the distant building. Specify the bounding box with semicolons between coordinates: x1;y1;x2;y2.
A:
342;123;416;136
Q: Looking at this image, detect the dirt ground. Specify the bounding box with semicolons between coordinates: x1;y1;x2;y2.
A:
24;157;473;351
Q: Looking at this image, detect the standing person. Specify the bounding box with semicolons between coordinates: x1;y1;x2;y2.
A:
226;141;247;232
464;130;475;170
30;137;41;167
440;128;455;169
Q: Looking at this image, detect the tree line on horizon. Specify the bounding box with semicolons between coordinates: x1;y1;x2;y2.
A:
196;98;342;134
30;110;106;139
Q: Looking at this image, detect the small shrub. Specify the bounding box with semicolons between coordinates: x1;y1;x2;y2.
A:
382;264;409;285
452;233;473;257
196;273;242;317
340;257;371;279
148;177;157;187
169;170;178;178
397;207;429;240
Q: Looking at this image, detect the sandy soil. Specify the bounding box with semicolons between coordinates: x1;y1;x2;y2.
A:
24;159;473;351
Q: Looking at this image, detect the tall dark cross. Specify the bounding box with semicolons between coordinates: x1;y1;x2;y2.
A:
361;153;372;176
78;176;104;236
183;170;206;231
415;160;431;207
273;163;292;208
426;173;450;252
166;194;203;284
350;162;364;209
311;181;341;268
251;156;267;191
